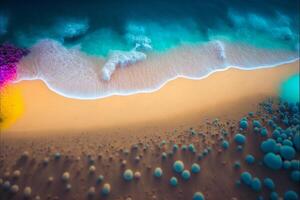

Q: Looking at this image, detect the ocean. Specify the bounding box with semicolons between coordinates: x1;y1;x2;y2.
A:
1;0;299;99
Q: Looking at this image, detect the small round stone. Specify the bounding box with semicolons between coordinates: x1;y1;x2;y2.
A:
280;145;296;160
101;183;111;196
173;160;184;173
260;128;268;137
3;181;10;190
161;152;167;159
62;172;70;181
245;154;255;165
89;165;96;174
193;192;205;200
191;163;201;174
66;183;72;191
239;120;248;129
154;167;163;178
87;187;95;196
181;170;191;180
263;177;275;191
251;177;262;192
234;134;246;145
169;177;178;187
270;192;279;200
221;140;229;149
97;175;104;183
234;161;241;169
13;170;21;178
240;172;252;185
123;169;134;181
10;184;19;193
134;171;141;179
290;170;300;182
54;152;61;160
261;139;277;153
48;176;54;183
284;190;298;200
263;152;282;170
24;187;32;198
35;196;41;200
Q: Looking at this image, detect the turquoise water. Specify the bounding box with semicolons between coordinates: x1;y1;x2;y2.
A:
1;0;299;56
1;0;299;99
280;74;300;104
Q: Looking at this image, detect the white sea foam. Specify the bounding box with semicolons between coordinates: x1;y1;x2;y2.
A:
102;50;147;81
53;18;89;39
15;39;299;99
213;40;226;60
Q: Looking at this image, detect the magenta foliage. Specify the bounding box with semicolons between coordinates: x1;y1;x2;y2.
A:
0;43;29;88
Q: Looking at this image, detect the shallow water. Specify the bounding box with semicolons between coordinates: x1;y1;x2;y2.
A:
1;0;299;99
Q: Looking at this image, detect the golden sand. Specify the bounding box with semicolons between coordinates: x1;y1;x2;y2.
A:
2;61;299;137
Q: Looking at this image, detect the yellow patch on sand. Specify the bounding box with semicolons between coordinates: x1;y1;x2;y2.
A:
0;84;24;130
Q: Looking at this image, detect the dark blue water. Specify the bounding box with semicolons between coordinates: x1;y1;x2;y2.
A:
1;0;299;55
1;0;299;99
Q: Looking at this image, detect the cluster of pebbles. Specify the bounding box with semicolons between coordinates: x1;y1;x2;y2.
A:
0;99;299;199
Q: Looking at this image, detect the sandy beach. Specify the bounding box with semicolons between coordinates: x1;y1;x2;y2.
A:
0;61;299;200
2;61;299;138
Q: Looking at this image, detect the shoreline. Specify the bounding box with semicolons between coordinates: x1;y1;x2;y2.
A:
15;39;299;99
2;61;299;138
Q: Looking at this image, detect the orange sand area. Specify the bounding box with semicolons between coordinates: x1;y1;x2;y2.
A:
2;61;299;138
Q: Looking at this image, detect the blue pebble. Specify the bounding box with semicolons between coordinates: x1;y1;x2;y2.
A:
263;152;282;170
293;133;300;151
173;160;184;173
260;127;268;137
284;190;298;200
193;192;205;200
221;140;229;149
241;172;252;185
191;163;201;174
283;139;293;146
251;177;262;192
270;192;279;200
257;195;264;200
234;161;241;169
123;169;133;181
272;129;281;139
154;167;163;178
236;145;243;152
181;170;191;180
245;154;255;165
234;134;246;145
290;170;300;182
240;120;248;129
283;161;291;169
291;160;300;170
169;177;178;187
263;177;275;190
202;149;208;156
253;120;262;128
254;127;260;133
188;144;196;152
261;139;277;153
280;145;296;160
173;144;179;152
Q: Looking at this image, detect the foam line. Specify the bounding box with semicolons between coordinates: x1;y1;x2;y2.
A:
15;57;299;100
